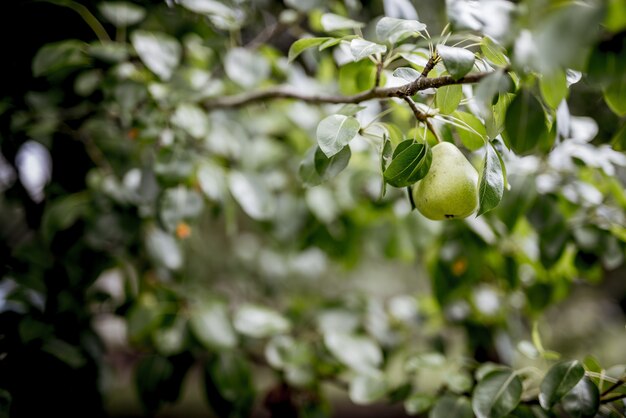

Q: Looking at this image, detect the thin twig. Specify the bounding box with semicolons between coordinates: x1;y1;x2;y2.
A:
203;70;498;110
403;97;442;143
601;393;626;404
602;375;626;397
44;0;111;43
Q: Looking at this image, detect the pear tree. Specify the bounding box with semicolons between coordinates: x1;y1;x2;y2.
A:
1;1;626;417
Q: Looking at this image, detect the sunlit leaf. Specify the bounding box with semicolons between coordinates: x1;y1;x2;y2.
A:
540;69;568;109
349;372;388;405
320;13;364;31
99;2;146;27
233;305;290;338
437;45;475;80
131;30;181;80
393;66;421;83
316;114;360;157
350;39;387;61
228;172;276;220
324;332;382;373
472;370;522;418
603;75;626;116
376;17;426;44
190;302;237;350
288;37;331;62
224;47;270;88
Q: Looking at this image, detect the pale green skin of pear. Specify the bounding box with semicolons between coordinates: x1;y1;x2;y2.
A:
412;142;479;220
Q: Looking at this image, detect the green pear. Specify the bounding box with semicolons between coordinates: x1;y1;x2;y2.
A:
413;142;479;220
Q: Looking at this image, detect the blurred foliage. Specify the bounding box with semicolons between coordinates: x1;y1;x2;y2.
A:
1;0;626;417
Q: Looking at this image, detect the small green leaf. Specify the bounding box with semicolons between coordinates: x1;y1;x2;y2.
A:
561;377;600;418
430;395;473;418
99;1;146;27
349;372;388;405
203;352;255;418
405;393;434;415
233;304;290;338
480;36;509;67
314;145;351;181
316;114;360;157
603;75;626;116
539;360;585;410
324;332;382;374
453;111;487;151
376;17;426;44
336;103;366;116
320;13;364;31
540;69;568;109
350;39;387;61
474;70;512;118
436;85;463;114
472;370;522;418
504;89;549;154
189;302;237;350
229;171;276;220
299;147;323;187
477;143;504;216
288;37;331;62
393;67;421;83
32;40;89;77
383;141;432;188
145;227;183;270
131;30;181;81
437;45;475;80
224;47;270;88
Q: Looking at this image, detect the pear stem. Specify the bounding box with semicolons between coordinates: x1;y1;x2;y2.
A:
403;97;442;143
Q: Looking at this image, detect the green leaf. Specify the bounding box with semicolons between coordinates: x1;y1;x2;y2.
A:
472;370;522;418
561;377;600;418
477;143;504;216
504;89;549;154
299;147;323;187
320;13;364;31
474;70;512;118
136;355;174;413
539;360;585;410
177;0;242;29
224;47;270;88
338;60;377;94
228;171;276;220
171;103;209;139
42;193;89;241
233;304;290;338
145;227;183;270
481;36;509;67
0;389;11;418
436;85;463;114
324;332;382;374
99;1;146;27
288;37;331;62
131;30;181;81
430;395;473;418
437;45;475;80
350;39;387;61
540;69;568;109
336;103;366;116
314;145;351;181
32;40;89;77
203;352;255;418
453;111;487;151
376;17;426;44
349;372;388;405
383;141;432;188
316;114;360;157
393;67;421;83
405;393;434;415
606;0;626;31
603;75;626;116
189;302;237;350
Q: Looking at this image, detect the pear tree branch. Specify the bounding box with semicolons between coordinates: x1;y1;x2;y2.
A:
203;71;496;110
